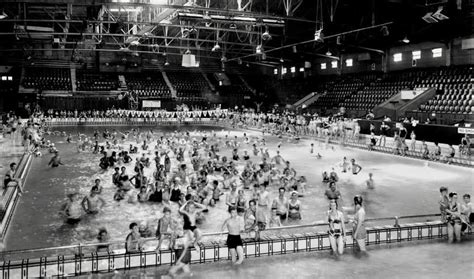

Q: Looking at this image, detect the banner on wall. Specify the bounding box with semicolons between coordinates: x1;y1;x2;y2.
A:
142;100;161;108
458;127;474;135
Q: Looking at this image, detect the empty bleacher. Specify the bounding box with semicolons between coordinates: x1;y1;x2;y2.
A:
167;72;208;101
22;68;71;91
125;73;171;99
416;66;473;114
76;72;119;91
340;69;429;112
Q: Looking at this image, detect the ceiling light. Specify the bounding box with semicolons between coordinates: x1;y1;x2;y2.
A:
185;49;191;55
119;46;130;52
211;43;221;52
0;11;8;20
130;40;140;46
402;36;410;44
256;44;263;54
262;26;271;41
164;60;170;66
314;29;324;42
280;58;284;63
326;50;332;56
229;23;237;29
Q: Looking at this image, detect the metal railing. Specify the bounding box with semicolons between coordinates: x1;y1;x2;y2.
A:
0;213;442;262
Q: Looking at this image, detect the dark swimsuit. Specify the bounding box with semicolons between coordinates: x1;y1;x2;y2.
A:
328;212;342;236
183;214;197;232
227;234;243;249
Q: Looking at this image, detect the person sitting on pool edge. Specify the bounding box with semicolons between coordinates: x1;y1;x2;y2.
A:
125;222;143;253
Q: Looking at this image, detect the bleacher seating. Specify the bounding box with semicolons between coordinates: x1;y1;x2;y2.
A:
416;66;473;114
167;72;209;101
340;70;429;111
312;73;380;109
125;73;171;99
22;68;71;91
76;72;119;91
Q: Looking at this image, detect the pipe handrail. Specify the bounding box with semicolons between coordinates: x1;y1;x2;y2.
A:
0;213;441;257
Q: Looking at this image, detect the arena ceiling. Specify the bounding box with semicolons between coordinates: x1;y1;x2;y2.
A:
0;0;471;67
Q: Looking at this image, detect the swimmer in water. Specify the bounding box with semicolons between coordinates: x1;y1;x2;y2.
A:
350;159;362;175
48;151;63;168
366;173;375;189
81;186;105;214
60;193;84;224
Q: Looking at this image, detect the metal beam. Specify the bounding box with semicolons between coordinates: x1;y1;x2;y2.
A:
0;19;275;35
0;32;272;49
0;1;318;24
227;22;394;62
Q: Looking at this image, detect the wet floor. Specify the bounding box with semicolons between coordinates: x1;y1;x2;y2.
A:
5;125;474;252
78;240;474;279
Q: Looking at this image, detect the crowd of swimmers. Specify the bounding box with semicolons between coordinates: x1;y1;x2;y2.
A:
1;109;472;275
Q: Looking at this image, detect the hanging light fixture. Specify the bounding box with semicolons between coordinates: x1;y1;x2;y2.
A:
0;11;8;20
262;26;271;41
326;49;332;56
212;43;221;52
314;0;324;43
402;36;410;44
314;29;324;42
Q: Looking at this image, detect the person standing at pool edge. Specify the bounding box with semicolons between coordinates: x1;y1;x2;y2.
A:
327;199;346;256
352;195;367;255
221;206;245;264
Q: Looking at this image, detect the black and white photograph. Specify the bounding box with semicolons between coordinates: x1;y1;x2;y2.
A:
0;0;472;278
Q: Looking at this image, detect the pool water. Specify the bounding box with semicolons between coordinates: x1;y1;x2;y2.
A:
5;125;474;251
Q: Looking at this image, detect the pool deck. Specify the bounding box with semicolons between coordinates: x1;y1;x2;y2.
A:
74;239;474;279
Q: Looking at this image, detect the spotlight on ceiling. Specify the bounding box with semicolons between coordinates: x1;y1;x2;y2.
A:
164;60;170;66
402;36;410;44
326;50;332;56
0;11;8;20
314;29;324;43
262;26;271;41
211;43;221;52
280;58;284;63
185;49;191;55
229;23;237;29
190;26;197;33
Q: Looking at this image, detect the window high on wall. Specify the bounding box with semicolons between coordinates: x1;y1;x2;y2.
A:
321;63;327;70
393;53;402;62
290;67;296;73
274;68;278;75
331;61;338;68
345;59;353;67
282;67;287;74
412;50;421;60
432;48;442;58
